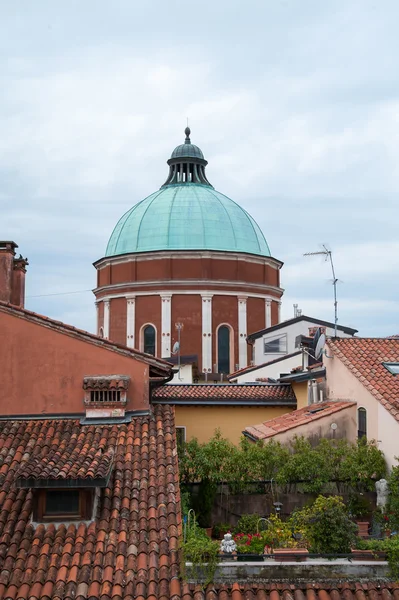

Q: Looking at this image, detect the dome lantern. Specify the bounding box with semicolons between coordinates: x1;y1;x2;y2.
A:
162;127;212;187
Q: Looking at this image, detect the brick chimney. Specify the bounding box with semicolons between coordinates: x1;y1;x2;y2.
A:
0;241;29;307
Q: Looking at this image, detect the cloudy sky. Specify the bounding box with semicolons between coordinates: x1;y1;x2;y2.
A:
1;1;398;336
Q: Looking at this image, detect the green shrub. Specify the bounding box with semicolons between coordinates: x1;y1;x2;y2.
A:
212;522;232;538
347;494;372;519
234;513;262;534
261;514;297;549
182;524;219;584
387;465;399;532
291;495;358;554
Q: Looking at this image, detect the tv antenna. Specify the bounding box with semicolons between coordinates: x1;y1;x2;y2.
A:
175;322;184;379
304;244;338;338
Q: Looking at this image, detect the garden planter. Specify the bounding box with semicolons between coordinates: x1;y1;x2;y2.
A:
273;548;309;562
351;549;387;561
237;554;263;562
356;521;370;538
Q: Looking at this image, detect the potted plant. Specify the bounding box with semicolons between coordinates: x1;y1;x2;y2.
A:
182;523;220;584
351;538;387;561
212;522;232;540
348;494;371;538
234;533;265;561
289;495;358;554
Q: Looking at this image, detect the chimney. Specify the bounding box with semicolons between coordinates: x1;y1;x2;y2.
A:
11;256;29;307
0;241;28;307
0;241;17;303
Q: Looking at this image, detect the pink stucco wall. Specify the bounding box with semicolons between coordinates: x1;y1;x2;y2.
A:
270;404;357;446
324;347;398;470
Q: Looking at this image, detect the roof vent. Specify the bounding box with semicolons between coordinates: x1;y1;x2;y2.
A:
83;375;130;420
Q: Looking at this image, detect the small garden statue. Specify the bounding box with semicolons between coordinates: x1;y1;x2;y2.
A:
375;478;389;511
220;533;236;555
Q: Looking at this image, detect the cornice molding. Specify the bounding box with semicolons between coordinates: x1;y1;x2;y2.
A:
94;249;283;270
97;289;282;302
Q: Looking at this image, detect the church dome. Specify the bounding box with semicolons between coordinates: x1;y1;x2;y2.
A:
105;128;271;258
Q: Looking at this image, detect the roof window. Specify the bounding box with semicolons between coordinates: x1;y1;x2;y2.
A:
33;489;94;522
382;362;399;375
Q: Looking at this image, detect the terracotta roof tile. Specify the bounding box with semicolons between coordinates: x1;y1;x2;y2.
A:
169;585;399;600
244;401;355;441
0;405;181;599
328;338;399;423
152;383;296;405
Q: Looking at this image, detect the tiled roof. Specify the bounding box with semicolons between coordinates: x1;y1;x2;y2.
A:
0;301;172;372
152;383;296;405
180;583;399;599
15;421;115;487
227;351;302;379
247;314;358;341
328;337;399;423
244;400;355;441
0;405;181;600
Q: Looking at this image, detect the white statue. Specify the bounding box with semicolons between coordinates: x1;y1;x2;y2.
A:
220;533;236;555
375;478;389;511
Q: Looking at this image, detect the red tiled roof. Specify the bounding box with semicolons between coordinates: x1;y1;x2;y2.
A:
181;583;399;599
0;301;172;372
152;383;296;405
244;400;355;441
180;583;399;599
328;337;399;423
228;351;302;379
0;405;181;600
15;421;115;487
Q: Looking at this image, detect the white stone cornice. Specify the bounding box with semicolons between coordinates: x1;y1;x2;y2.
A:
94;280;284;296
94;249;283;270
99;289;281;302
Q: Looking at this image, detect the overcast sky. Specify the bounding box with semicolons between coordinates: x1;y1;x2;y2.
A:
1;1;398;337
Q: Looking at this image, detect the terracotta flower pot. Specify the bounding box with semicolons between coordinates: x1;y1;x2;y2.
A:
274;548;309;562
356;521;370;538
351;549;387;561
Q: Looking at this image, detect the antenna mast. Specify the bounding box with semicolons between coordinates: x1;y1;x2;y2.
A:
304;245;338;338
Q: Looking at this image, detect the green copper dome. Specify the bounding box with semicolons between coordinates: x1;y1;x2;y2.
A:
105;128;271;258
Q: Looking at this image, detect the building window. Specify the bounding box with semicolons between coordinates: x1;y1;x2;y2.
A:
99;327;104;338
143;325;156;356
33;489;93;521
358;407;367;439
217;325;231;374
176;427;186;450
264;333;287;354
382;362;399;375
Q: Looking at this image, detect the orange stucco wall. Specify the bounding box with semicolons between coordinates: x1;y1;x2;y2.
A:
174;405;293;444
0;309;151;415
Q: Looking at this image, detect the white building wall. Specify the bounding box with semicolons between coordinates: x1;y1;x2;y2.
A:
253;319;354;366
168;364;193;384
234;353;303;383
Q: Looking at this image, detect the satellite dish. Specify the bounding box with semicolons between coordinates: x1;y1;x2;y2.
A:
172;341;180;354
315;333;326;360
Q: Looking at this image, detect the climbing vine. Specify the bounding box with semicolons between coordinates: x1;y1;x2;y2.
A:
178;430;387;493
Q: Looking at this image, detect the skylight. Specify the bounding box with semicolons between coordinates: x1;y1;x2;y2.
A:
383;362;399;375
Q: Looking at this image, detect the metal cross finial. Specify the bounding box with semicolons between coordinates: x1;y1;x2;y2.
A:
184;122;191;143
